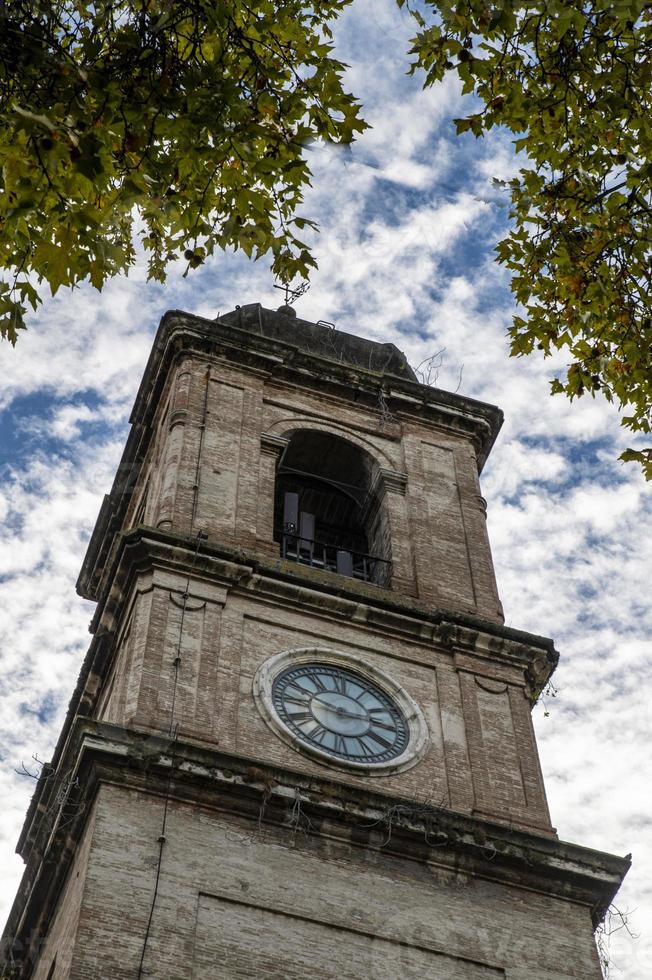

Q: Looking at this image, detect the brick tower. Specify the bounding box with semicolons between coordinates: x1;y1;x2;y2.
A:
2;304;628;979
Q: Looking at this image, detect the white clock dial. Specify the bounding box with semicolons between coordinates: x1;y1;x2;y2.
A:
254;649;430;775
272;662;409;764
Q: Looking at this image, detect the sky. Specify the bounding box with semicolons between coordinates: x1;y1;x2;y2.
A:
1;1;651;975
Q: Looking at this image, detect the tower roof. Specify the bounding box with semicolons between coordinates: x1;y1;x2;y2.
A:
216;303;418;381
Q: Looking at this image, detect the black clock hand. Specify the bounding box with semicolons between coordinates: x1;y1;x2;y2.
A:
310;696;368;721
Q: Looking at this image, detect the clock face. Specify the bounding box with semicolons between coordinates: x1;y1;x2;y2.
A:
272;662;409;764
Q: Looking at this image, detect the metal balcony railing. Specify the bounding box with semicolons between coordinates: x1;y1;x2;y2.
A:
279;530;391;587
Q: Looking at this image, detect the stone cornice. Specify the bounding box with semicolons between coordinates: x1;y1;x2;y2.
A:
98;529;559;680
0;720;630;977
369;466;408;497
260;431;290;457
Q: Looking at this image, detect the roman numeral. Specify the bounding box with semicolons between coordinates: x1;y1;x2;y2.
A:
310;724;327;743
333;674;347;695
284;693;309;706
286;681;311;697
356;737;374;757
367;730;393;750
287;710;312;721
370;719;396;733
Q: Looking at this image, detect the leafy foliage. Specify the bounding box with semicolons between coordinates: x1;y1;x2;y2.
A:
402;0;652;476
2;1;651;475
0;0;363;340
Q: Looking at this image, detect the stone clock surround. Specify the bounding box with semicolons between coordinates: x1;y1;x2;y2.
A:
252;646;430;776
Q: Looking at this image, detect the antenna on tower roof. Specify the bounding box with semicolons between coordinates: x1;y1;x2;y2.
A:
274;279;310;308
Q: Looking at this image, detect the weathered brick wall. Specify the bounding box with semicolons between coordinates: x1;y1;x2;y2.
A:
29;802;99;980
131;353;503;623
60;784;601;980
401;426;501;619
97;569;552;836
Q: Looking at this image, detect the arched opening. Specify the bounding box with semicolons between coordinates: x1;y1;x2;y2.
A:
273;430;391;586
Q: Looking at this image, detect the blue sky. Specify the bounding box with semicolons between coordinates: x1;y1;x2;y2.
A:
1;2;651;973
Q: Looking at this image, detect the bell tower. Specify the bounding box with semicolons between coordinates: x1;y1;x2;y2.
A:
2;303;628;979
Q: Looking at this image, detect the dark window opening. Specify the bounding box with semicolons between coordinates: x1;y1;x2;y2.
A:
273;431;391;587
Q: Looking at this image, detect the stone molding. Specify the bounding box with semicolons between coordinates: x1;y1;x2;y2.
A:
96;531;558;681
260;432;290;458
168;408;188;430
369;466;408;498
